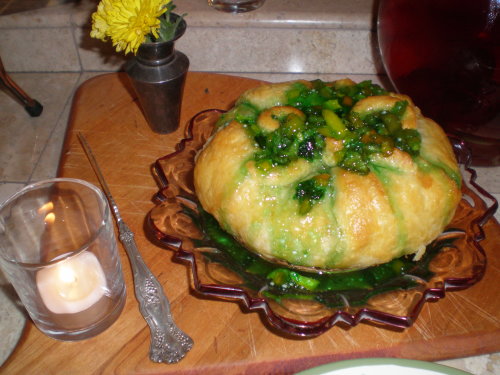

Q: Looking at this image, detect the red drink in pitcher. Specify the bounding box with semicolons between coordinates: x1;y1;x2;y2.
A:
377;0;500;165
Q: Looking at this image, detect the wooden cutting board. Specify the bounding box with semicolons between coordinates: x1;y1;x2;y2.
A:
3;72;500;375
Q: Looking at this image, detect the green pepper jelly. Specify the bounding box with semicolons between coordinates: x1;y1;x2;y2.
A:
237;79;422;214
192;204;459;309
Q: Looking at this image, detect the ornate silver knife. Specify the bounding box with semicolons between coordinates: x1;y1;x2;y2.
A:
78;132;193;364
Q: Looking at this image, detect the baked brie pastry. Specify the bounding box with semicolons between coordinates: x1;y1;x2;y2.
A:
194;79;462;271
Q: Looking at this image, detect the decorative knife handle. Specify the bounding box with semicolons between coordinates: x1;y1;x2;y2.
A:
118;221;193;363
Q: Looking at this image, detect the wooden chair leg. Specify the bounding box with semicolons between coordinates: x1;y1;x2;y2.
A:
0;56;43;117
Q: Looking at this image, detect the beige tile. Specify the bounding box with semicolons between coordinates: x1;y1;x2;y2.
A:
176;0;374;29
0;3;72;27
76;25;381;75
75;26;127;72
31;72;105;181
56;0;375;29
227;72;387;85
0;183;27;366
177;27;380;74
0;72;80;182
2;0;379;75
0;271;26;367
76;7;380;75
460;165;500;224
438;354;499;375
473;166;500;194
2;0;376;30
30;99;71;181
0;183;25;204
0;28;80;72
70;0;97;28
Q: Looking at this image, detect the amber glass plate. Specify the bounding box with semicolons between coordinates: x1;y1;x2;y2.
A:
146;109;498;337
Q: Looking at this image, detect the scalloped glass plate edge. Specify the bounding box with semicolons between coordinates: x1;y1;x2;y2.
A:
146;109;498;337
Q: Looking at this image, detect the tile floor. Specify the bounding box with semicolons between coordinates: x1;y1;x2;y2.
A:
0;70;86;367
0;0;72;16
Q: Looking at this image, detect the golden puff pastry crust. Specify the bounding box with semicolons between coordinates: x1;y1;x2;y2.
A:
194;79;462;271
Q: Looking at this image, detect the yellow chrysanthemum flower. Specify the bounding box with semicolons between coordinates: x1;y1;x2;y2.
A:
91;0;172;55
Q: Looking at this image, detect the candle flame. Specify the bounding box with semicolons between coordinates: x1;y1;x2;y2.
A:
40;202;55;224
44;212;56;224
38;201;54;214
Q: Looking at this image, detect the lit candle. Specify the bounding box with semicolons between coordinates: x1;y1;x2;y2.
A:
36;252;108;314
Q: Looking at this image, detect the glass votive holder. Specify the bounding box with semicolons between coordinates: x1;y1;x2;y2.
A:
0;178;126;341
208;0;265;13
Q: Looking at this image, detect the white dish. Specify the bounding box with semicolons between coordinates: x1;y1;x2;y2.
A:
295;358;472;375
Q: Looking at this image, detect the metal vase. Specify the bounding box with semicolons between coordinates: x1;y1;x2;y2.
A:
125;15;189;134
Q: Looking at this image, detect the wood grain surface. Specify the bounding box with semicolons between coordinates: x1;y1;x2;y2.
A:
3;72;500;375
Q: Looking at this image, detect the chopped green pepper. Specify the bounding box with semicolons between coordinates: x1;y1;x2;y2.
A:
294;174;331;215
322;109;347;139
268;269;320;291
234;102;258;125
243;80;421;212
